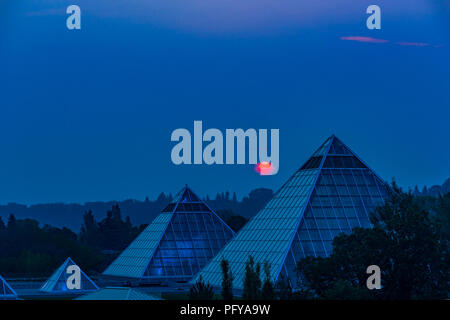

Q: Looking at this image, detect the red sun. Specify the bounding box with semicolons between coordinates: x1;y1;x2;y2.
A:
255;162;274;175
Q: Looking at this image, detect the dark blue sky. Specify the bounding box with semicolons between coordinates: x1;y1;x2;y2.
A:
0;0;449;204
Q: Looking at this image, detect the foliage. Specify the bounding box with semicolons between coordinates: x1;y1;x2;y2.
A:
80;205;143;251
242;256;262;300
189;276;215;300
221;257;234;300
275;274;293;300
261;261;275;300
0;216;105;276
297;184;450;300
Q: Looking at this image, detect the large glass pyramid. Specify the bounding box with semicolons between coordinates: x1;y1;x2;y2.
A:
40;257;99;293
0;274;17;300
103;186;236;282
193;135;389;289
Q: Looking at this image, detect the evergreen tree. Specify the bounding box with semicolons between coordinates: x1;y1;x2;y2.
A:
221;257;233;300
261;261;275;300
242;256;262;300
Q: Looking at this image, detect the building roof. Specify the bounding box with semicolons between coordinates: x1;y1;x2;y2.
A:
0;274;17;300
40;257;99;293
103;186;236;280
76;287;162;300
192;135;389;289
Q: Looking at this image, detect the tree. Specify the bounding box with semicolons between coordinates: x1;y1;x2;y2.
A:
297;183;449;300
7;214;16;229
221;257;233;300
261;261;275;300
370;184;449;299
80;210;99;246
0;216;106;276
242;256;262;300
189;275;214;300
275;274;292;300
96;205;139;251
434;193;450;241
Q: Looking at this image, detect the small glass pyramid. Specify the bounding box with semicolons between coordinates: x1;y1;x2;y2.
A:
40;257;99;293
103;186;236;282
0;274;17;300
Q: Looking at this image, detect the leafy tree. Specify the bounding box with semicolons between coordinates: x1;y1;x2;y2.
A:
242;256;262;300
0;217;105;276
275;274;293;300
261;261;275;300
370;184;449;299
189;275;214;300
95;205;140;251
297;183;449;300
221;257;233;300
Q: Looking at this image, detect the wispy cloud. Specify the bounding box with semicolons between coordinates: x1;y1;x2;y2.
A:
395;42;430;47
340;36;445;48
340;36;389;44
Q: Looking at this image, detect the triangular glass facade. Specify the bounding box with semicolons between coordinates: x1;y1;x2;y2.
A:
103;186;235;281
0;274;17;300
40;257;99;293
193;135;389;289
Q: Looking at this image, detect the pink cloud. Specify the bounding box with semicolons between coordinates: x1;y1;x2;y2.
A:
395;42;430;47
340;36;389;44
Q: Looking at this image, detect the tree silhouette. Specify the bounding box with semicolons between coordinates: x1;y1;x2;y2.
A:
221;257;233;300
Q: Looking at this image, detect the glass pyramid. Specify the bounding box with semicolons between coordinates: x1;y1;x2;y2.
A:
103;186;236;282
193;135;389;289
40;257;99;293
0;274;17;300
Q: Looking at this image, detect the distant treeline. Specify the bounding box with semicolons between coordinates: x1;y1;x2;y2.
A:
0;182;447;278
0;201;251;277
0;188;273;232
412;178;450;197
